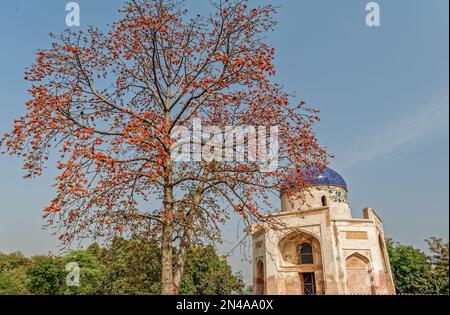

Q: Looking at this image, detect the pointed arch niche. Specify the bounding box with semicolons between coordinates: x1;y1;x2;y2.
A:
345;253;375;295
278;230;325;295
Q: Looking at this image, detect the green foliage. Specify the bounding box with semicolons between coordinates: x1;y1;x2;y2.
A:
426;237;449;294
387;238;449;295
89;237;162;295
0;252;30;272
0;251;31;295
0;239;244;295
181;246;244;295
0;267;29;295
26;257;65;295
87;238;244;295
60;250;106;295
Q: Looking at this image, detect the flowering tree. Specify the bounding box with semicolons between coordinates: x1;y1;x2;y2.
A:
1;0;328;294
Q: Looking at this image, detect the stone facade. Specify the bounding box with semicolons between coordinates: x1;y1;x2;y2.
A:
251;175;396;295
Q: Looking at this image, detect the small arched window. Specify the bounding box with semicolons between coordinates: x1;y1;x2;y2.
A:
321;196;328;207
299;243;314;265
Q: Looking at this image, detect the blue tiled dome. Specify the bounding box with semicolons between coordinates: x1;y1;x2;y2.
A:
309;168;347;190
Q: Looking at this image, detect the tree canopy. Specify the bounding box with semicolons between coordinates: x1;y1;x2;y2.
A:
387;238;449;295
0;238;244;295
0;0;329;294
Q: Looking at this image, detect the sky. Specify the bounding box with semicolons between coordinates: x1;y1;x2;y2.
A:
0;0;448;285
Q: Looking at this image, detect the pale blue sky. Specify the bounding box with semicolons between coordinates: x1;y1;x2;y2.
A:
0;0;448;284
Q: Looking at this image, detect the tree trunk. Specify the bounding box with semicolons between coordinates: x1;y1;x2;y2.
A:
161;103;175;295
173;192;202;294
161;185;175;295
161;224;174;294
173;226;194;294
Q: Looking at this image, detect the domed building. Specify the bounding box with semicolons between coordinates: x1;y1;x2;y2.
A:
250;168;396;295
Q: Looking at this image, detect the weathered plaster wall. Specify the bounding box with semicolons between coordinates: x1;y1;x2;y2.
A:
252;192;396;295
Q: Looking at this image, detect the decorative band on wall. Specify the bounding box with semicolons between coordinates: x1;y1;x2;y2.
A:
345;231;369;240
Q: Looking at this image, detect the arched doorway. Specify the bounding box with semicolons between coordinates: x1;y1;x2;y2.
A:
255;260;265;295
278;231;325;295
346;253;374;295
